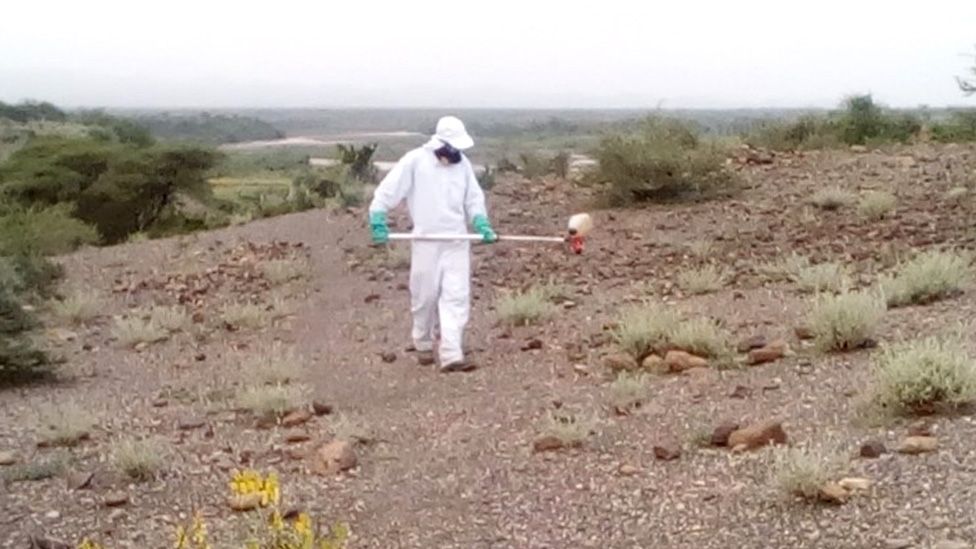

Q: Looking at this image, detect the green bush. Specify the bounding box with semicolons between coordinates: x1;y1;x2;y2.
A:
931;110;976;143
0;205;98;256
746;115;839;151
836;95;920;146
807;290;885;352
0;136;219;243
336;143;378;182
1;285;53;385
596;117;739;204
0;100;66;123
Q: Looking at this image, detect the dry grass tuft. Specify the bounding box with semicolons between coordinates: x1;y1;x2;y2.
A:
807;290;885;352
112;437;165;481
809;187;857;210
668;317;731;359
881;250;971;308
260;259;309;285
242;343;305;386
609;372;650;413
151;305;192;333
112;314;168;348
237;383;309;420
612;305;679;359
539;408;598;447
221;302;269;330
49;290;101;325
770;442;846;501
496;287;555;327
35;401;95;447
677;265;724;295
794;262;850;294
858;191;897;220
871;334;976;416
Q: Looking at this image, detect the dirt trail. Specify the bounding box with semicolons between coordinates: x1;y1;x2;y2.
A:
5;144;976;548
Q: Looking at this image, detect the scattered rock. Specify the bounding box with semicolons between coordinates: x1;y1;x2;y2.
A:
310;440;358;475
67;471;94;490
653;443;682;461
907;420;933;437
664;350;708;372
572;364;590;376
850;144;868;153
710;421;740;447
747;340;789;365
641;354;664;372
312;401;333;416
380;351;397;363
228;493;263;512
521;339;543;351
618;464;640;476
729;385;751;399
285;431;311;444
794;326;815;340
363;293;380;304
818;482;849;505
0;450;16;466
897;436;938;455
281;409;313;428
532;436;565;453
838;477;872;492
859;440;887;458
933;541;969;549
178;418;206;431
103;491;130;507
602;353;638;372
883;539;913;549
27;536;72;549
151;399;168;408
45;510;61;520
727;420;787;451
737;335;767;353
195;353;207;362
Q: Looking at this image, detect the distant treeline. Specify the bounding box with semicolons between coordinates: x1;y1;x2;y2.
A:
0;100;67;123
130;113;284;144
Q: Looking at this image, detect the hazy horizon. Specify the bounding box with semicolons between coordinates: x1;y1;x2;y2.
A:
2;0;975;110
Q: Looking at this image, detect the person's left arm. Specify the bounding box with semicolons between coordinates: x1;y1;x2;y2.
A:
463;161;496;243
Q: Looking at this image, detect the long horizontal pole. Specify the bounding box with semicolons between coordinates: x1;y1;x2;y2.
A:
388;233;565;243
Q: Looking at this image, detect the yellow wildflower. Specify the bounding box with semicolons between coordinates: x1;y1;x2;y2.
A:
293;513;312;536
173;526;188;549
270;509;285;532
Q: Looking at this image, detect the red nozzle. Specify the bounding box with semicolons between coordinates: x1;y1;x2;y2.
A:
569;235;584;255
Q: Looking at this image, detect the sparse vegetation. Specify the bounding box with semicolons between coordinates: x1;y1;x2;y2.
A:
807;290;885;352
2;452;67;482
881;250;971;307
609;372;650;413
668;317;731;359
112;314;168;347
539;408;597;447
858;191;897;221
677;265;724;295
611;305;679;360
330;413;373;444
809;187;856;211
686;239;714;259
35;401;94;447
221;301;269;330
496;287;554;327
243;343;305;386
794;262;850;294
151;305;192;333
113;437;165;481
871;335;976;416
237;383;308;420
49;290;101;325
260;258;308;285
596;117;740;204
770;442;845;501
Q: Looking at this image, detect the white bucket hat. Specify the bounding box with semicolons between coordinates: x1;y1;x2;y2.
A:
434;116;474;150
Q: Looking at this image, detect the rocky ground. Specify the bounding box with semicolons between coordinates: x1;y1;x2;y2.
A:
3;143;976;549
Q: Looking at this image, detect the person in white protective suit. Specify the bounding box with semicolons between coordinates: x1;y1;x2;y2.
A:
367;116;497;373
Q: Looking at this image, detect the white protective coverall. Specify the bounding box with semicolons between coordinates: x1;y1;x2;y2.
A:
367;136;488;366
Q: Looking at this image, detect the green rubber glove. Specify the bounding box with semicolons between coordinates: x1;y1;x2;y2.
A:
472;214;497;244
369;211;389;244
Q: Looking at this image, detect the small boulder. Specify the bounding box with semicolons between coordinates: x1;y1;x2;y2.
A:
228;492;262;512
520;339;543;351
838;477;872;492
641;354;665;372
618;464;640;476
897;436;938;455
66;471;94;491
310;439;357;475
532;436;565;453
729;385;751;399
284;431;311;444
859;440;887;459
0;450;16;466
312;401;333;416
653;443;682;461
380;351;397;363
103;491;130;508
178;418;206;431
664;350;708;372
710;421;740;447
281;409;313;428
737;335;767;353
727;420;787;451
747;340;789;365
603;353;638;372
794;326;815;340
818;482;849;505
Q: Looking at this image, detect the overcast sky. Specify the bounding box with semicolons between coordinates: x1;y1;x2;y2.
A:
2;0;975;109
